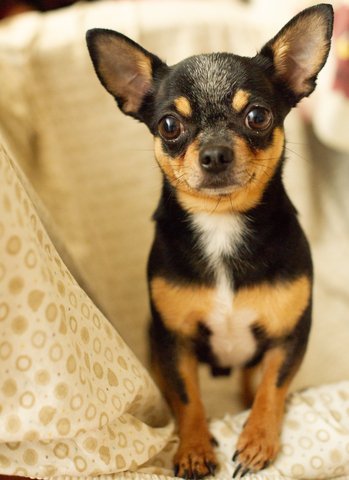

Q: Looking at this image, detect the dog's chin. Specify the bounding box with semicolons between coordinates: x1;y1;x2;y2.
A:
199;185;237;196
195;177;242;197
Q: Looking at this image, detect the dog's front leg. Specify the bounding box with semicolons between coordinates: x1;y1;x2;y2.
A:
171;350;217;479
151;331;217;479
232;347;293;477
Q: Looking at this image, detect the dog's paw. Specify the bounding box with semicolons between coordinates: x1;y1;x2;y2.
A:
232;423;279;478
174;442;217;479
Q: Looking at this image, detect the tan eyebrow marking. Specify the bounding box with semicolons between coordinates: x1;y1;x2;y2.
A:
232;89;250;112
174;96;192;118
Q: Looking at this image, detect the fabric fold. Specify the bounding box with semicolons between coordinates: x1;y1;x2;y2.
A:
0;144;173;478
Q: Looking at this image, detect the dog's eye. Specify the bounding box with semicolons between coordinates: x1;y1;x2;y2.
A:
158;116;183;141
245;107;272;131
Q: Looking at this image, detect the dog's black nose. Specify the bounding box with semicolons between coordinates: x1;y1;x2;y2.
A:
199;146;233;174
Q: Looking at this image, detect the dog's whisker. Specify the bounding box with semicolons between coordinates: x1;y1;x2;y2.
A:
284;146;309;162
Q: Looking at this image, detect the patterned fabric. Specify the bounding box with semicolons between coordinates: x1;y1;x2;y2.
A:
0;144;173;478
140;381;349;479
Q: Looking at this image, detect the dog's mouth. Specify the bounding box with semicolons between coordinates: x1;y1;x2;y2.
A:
190;170;255;196
199;173;240;191
199;185;239;196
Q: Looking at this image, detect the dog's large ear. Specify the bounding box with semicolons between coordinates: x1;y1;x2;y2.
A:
259;4;333;104
86;29;166;118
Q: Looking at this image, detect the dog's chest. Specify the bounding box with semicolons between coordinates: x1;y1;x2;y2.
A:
192;212;257;367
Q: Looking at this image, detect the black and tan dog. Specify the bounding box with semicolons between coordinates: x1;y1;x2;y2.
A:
86;4;333;478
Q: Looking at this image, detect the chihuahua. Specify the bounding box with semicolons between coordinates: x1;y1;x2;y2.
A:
86;4;333;478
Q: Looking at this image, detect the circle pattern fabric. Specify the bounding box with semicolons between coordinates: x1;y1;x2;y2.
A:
0;144;173;478
138;382;349;479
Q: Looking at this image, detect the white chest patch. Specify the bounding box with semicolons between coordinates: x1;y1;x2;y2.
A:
192;212;257;367
192;212;245;267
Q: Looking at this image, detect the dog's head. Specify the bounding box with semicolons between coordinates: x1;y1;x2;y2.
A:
86;4;333;213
